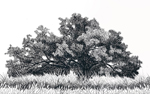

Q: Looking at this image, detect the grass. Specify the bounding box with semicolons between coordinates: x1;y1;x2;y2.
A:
0;87;150;94
0;71;150;94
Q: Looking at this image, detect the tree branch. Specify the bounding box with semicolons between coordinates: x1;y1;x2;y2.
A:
68;58;83;68
32;46;70;68
24;60;69;72
43;50;51;61
88;61;120;75
88;62;103;71
105;63;120;74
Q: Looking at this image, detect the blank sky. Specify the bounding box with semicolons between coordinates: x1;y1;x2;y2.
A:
0;0;150;76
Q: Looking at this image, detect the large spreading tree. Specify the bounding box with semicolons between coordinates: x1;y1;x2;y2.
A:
5;13;142;79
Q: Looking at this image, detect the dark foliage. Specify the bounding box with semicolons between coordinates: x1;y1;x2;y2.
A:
5;13;142;79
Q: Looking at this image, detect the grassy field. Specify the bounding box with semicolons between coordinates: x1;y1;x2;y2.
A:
0;87;150;94
0;71;150;94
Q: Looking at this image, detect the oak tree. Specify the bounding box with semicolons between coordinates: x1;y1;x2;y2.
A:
5;13;142;79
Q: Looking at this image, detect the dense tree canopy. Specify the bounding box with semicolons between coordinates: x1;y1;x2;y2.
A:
5;13;142;79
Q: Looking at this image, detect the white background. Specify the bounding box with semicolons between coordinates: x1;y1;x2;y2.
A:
0;0;150;76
